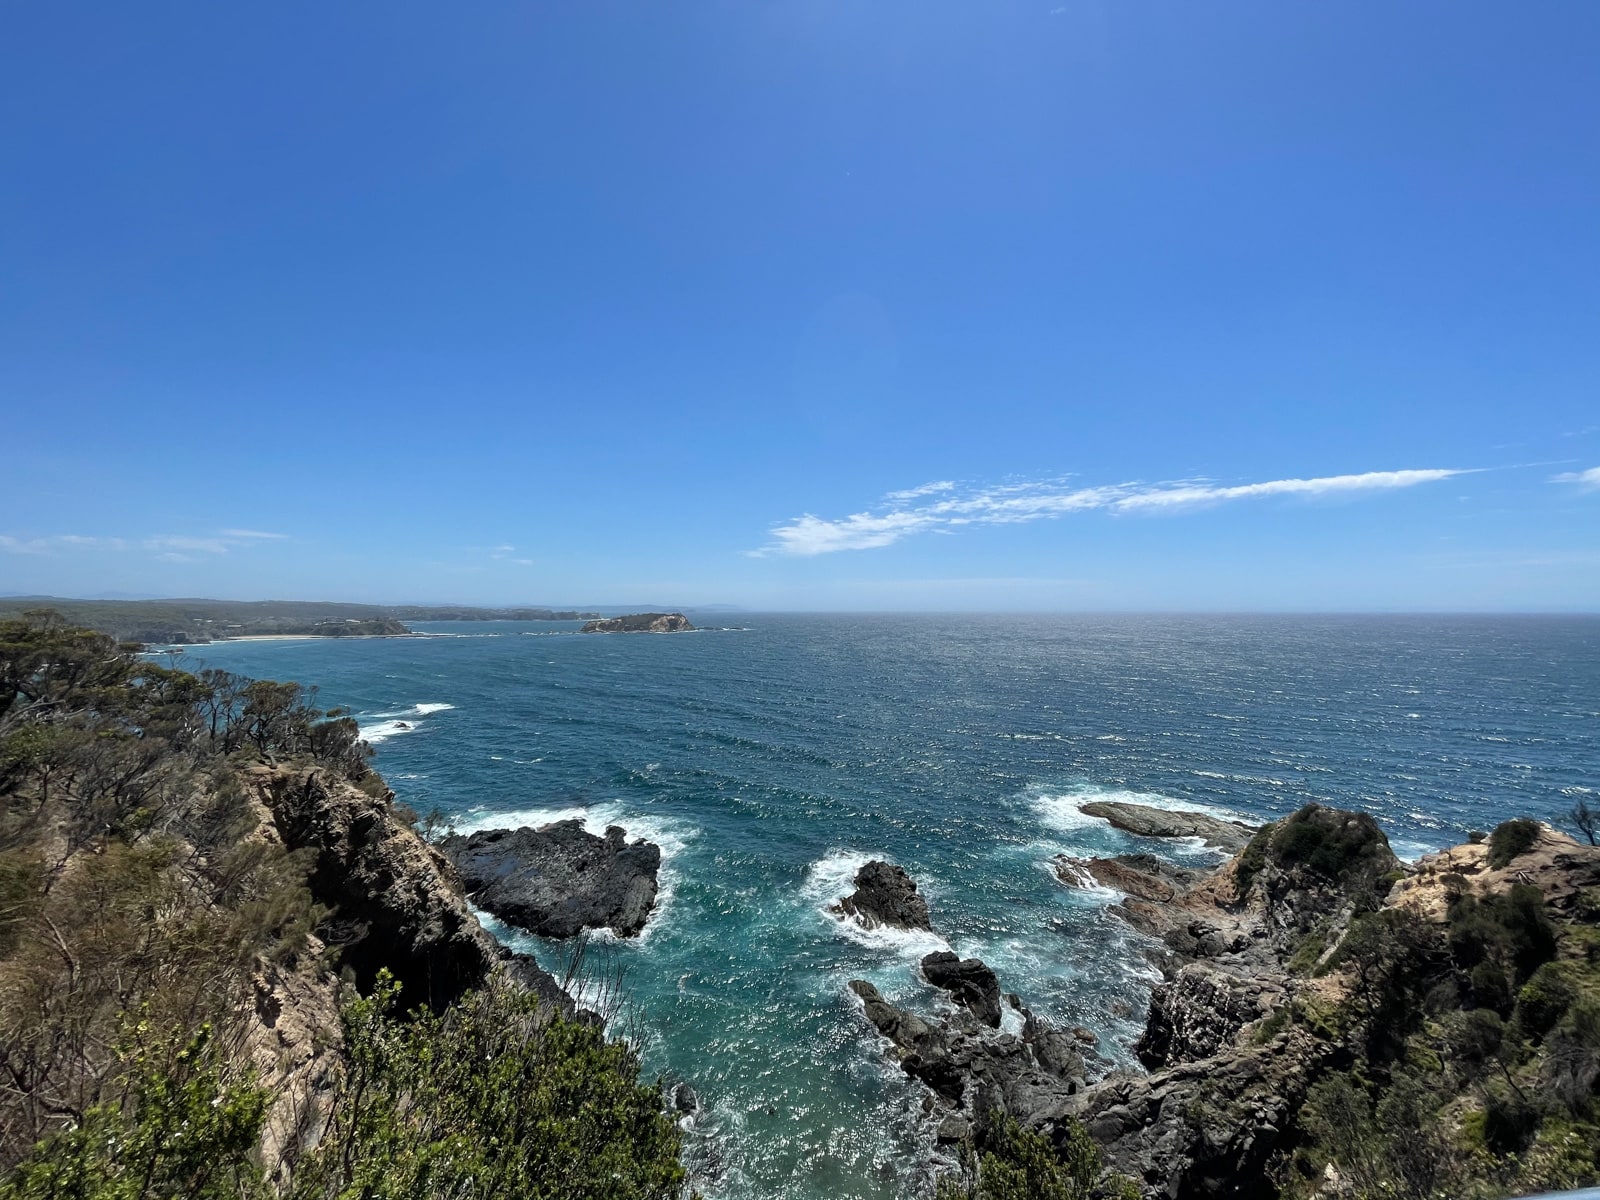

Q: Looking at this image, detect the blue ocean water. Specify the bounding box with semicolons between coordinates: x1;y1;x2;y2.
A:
177;614;1598;1199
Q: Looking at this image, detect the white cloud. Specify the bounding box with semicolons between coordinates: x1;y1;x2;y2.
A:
0;530;286;557
1552;466;1600;491
144;536;231;555
756;467;1468;556
885;480;957;501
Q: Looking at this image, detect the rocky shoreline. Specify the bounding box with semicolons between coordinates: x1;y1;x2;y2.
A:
839;802;1600;1198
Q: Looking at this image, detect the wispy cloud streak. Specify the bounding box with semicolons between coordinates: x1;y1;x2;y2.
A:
756;468;1468;556
0;529;290;558
1552;466;1600;491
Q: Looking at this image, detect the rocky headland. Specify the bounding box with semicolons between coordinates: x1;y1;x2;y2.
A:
580;612;696;633
848;804;1600;1199
440;820;662;938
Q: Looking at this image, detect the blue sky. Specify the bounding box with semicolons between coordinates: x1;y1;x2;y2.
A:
2;1;1596;611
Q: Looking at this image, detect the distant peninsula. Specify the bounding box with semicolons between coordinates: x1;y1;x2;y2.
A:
580;612;696;634
0;597;603;644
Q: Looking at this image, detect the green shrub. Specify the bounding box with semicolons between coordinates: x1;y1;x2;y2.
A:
1482;1091;1540;1156
1487;818;1541;870
1516;962;1577;1038
0;1026;268;1200
289;972;687;1200
1472;962;1514;1015
934;1111;1134;1200
1448;884;1556;984
1269;805;1390;888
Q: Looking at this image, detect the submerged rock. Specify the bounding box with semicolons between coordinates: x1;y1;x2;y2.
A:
921;952;1003;1028
1078;800;1257;852
580;612;695;633
440;820;661;938
833;860;934;931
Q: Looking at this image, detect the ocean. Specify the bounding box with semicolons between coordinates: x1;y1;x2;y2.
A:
172;614;1599;1199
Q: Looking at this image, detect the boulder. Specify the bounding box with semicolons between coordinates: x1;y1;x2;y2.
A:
1079;801;1257;852
439;820;661;938
833;860;934;931
921;952;1003;1028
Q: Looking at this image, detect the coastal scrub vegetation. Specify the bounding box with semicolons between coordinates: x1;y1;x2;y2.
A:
0;612;689;1198
1274;816;1600;1200
933;1112;1138;1200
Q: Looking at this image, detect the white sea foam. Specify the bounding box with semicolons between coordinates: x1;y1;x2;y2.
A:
360;719;417;744
1032;785;1251;839
802;851;950;957
357;702;456;744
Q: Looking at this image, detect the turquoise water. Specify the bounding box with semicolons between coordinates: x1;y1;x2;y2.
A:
174;614;1599;1199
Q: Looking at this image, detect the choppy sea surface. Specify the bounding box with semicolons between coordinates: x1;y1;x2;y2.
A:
172;614;1598;1199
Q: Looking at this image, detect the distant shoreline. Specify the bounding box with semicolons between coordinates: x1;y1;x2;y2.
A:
215;633;424;642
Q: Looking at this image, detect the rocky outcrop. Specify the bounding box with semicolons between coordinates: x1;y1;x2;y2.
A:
832;860;934;931
1034;804;1407;1196
1079;801;1257;852
1054;853;1202;901
1132;961;1285;1069
580;612;696;633
253;766;502;1012
921;952;1003;1028
848;974;1096;1131
440;820;661;938
1390;822;1600;920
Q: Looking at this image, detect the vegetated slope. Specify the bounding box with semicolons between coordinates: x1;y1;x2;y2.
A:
0;612;686;1199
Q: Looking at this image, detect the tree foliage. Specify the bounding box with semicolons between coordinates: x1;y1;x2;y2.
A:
288;972;688;1200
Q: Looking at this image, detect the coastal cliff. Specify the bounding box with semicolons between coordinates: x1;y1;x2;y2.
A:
0;614;687;1198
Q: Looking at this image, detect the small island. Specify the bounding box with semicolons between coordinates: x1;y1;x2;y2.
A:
580;612;695;634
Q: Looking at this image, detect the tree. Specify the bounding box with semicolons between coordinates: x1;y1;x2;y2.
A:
1570;796;1598;847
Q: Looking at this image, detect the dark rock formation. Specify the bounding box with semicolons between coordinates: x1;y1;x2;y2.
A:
832;860;934;931
921;952;1003;1028
848;978;1094;1127
440;820;661;938
255;766;501;1012
580;612;696;633
1078;801;1257;852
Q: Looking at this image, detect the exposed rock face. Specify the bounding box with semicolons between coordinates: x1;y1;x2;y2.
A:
440;820;661;938
832;860;934;931
580;612;696;633
1390;823;1600;920
1133;961;1284;1069
1079;801;1257;852
254;766;501;1012
922;952;1003;1028
848;978;1094;1128
245;766;577;1177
